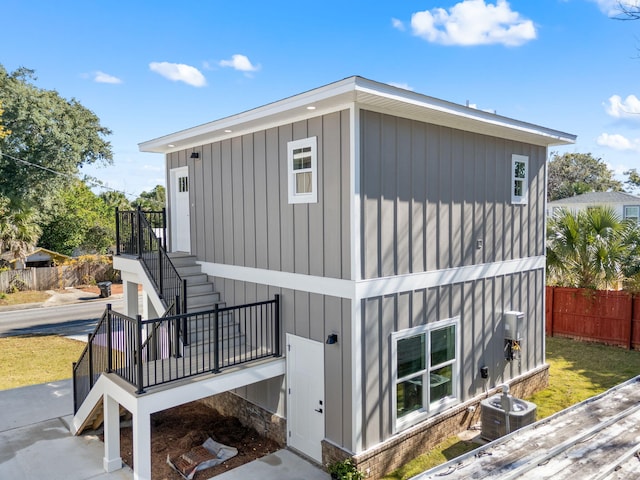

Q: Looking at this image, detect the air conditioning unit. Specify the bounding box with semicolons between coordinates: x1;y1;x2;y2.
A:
481;394;537;441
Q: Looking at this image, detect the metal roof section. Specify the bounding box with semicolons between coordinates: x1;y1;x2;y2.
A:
413;376;640;480
139;76;577;153
548;191;640;205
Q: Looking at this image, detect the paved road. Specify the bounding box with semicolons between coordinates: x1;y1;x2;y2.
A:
0;298;126;337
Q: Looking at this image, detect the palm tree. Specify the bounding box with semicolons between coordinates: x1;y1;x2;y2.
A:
0;197;41;261
546;207;635;289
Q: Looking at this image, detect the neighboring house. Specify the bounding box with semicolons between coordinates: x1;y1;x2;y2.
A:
74;76;575;480
2;247;70;270
547;191;640;222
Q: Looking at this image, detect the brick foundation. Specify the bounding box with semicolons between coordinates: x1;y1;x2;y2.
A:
198;392;286;446
322;364;549;479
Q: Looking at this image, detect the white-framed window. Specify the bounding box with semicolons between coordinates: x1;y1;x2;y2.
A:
287;137;318;204
511;154;528;205
391;317;460;432
624;205;640;224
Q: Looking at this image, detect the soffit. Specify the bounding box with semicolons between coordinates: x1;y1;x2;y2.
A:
140;76;576;153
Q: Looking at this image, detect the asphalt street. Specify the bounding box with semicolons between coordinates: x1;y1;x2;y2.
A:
0;298;126;337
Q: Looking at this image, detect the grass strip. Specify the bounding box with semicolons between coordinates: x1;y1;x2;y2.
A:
0;335;85;390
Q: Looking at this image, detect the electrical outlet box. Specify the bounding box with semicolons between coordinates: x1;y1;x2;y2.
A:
504;311;524;341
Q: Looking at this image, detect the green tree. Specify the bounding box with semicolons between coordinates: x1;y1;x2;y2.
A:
0;197;41;260
0;100;10;139
39;180;114;255
0;65;112;210
133;185;166;211
547;153;622;202
100;190;132;211
546;207;635;289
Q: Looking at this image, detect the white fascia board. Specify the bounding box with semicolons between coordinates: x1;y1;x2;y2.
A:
140;76;575;154
352;78;576;147
354;256;546;299
139;78;359;153
198;261;355;299
197;257;545;302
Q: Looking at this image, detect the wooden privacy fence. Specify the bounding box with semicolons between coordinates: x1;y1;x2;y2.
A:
0;263;116;293
546;286;640;349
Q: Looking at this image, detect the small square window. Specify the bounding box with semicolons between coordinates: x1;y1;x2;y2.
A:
288;137;317;204
511;154;528;205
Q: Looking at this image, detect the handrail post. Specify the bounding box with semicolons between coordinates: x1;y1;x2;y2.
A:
173;295;181;358
158;245;164;299
213;303;220;373
87;333;94;387
182;279;189;346
136;206;143;258
182;279;188;317
274;294;281;357
162;207;167;250
106;304;113;373
135;315;145;394
115;207;120;256
72;362;78;414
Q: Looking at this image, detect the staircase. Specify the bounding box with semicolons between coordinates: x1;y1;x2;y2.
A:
167;252;223;312
167;253;246;357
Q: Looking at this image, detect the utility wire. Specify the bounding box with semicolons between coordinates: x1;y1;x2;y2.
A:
0;151;138;199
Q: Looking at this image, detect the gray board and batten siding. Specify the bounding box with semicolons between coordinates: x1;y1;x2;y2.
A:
166;110;356;450
360;270;545;449
360;109;547;279
164;106;550;453
165;109;351;280
358;109;547;448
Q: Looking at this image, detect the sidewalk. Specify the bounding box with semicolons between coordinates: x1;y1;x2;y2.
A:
0;287;123;313
0;380;132;480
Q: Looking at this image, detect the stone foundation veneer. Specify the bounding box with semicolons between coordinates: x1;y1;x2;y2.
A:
323;365;549;479
198;391;286;446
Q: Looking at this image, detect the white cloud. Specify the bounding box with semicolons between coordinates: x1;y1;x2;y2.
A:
94;71;122;84
392;18;405;31
387;81;414;91
591;0;640;16
219;54;260;73
605;94;640;119
597;133;640;152
149;62;207;87
410;0;536;47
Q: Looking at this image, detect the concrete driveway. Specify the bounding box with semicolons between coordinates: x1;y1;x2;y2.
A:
0;380;329;480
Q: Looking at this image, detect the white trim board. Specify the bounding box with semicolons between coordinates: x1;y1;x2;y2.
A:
196;256;545;301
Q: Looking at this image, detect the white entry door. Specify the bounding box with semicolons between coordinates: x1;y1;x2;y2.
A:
286;334;325;462
170;167;190;252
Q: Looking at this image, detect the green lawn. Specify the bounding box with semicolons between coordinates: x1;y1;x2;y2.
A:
382;336;640;480
0;335;85;390
0;290;51;306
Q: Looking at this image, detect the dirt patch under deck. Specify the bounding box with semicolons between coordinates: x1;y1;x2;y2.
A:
108;401;281;479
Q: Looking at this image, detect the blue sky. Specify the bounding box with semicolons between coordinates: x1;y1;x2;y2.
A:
3;0;640;198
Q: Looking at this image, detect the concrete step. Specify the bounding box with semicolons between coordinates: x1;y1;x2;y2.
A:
182;273;209;285
167;253;198;267
187;292;221;309
175;265;204;276
186;282;215;295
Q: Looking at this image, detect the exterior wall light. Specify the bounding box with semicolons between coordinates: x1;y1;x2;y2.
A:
326;333;338;345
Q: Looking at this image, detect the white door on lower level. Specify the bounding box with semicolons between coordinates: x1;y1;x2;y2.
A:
286;334;325;462
170;167;190;252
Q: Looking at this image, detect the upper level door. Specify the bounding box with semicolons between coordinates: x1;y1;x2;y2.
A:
170;166;190;253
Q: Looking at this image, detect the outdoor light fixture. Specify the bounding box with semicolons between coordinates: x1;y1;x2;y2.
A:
190;152;199;159
326;333;338;345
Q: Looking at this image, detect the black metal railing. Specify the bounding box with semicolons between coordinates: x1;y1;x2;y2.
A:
72;295;281;413
115;207;186;313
